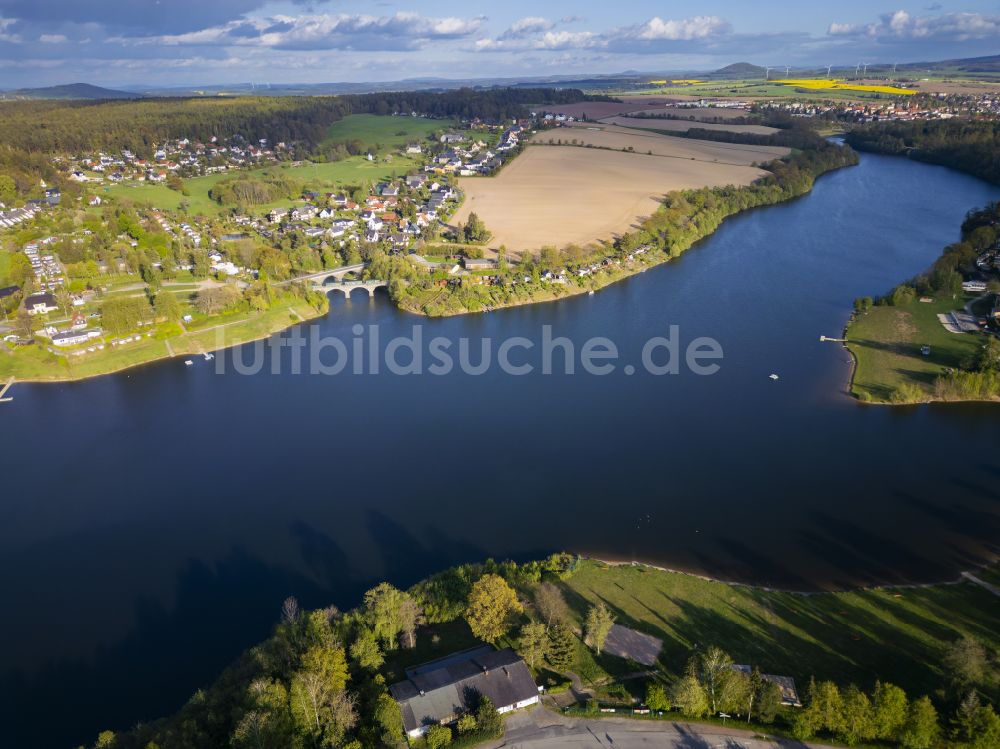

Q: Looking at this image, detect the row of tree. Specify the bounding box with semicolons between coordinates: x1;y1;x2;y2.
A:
846;120;1000;186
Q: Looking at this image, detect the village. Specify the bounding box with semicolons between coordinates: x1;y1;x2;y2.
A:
0;115;542;367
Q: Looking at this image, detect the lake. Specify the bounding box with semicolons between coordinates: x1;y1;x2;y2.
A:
1;152;998;747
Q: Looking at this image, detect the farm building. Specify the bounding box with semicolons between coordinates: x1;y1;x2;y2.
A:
389;647;540;739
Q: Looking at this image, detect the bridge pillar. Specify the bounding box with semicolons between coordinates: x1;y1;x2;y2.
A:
366;286;376;298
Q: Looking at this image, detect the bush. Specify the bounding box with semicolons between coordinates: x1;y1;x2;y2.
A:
425;724;452;749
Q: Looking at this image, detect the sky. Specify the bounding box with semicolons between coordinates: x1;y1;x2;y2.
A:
0;1;998;88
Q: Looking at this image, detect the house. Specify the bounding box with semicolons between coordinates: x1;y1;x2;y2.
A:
732;665;802;707
24;292;59;315
390;647;540;739
962;280;988;293
463;257;495;271
51;329;101;347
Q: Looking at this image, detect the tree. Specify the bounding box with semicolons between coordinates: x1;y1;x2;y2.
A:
0;174;16;204
584;602;615;655
872;681;908;741
464;574;522;644
754;680;782;724
232;678;294;749
699;646;735;714
373;692;403;746
890;285;916;306
533;582;569;626
456;713;477;735
154;291;181;323
898;696;939;749
425;725;451;749
349;628;384;670
364;583;408;651
194;285;240;315
671;675;708;718
943;636;988;690
645;682;671;711
545;622;576;671
289;644;350;743
954;700;1000;749
840;685;875;746
397;596;424;649
281;596;300;626
474;696;503;737
808;680;845;735
517;622;550;669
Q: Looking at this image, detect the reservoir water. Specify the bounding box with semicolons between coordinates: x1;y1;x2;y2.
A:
1;152;998;746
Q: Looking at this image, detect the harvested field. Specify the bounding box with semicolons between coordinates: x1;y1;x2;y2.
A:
453;144;772;253
599;115;779;136
537;125;789;166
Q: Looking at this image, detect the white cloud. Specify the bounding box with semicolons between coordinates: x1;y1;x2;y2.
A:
504;16;554;38
135;12;485;51
828;10;1000;41
631;16;730;41
473;14;730;54
38;33;68;43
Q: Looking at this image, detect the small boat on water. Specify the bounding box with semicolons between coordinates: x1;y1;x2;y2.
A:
184;360;193;367
203;352;214;361
769;373;780;381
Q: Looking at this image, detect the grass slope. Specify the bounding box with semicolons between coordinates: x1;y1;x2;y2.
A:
560;561;1000;699
104;155;422;216
846;297;983;401
323;113;452;148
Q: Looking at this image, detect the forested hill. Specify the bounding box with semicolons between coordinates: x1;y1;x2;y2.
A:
0;87;588;157
845;120;1000;186
2;82;142;100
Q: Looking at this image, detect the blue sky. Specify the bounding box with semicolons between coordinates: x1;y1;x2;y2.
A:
0;1;998;88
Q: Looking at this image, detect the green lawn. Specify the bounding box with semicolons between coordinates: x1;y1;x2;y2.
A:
323;114;453;149
846;296;984;402
104;154;423;217
559;560;1000;700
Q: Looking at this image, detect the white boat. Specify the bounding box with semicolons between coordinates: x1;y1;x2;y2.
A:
769;373;779;381
184;359;193;366
203;352;214;361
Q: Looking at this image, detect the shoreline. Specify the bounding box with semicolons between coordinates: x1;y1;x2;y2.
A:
586;553;1000;596
3;298;330;385
842;310;1000;407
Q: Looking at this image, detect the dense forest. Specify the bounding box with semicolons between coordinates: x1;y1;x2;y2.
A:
0;88;588;158
846;120;1000;185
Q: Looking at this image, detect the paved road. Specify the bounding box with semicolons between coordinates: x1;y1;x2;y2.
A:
486;707;832;749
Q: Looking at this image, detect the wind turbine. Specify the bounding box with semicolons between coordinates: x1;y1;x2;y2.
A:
765;66;772;80
855;62;861;77
862;62;869;77
826;64;833;78
785;65;790;77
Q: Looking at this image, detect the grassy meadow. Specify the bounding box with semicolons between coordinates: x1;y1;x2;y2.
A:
846;296;983;402
323;113;454;148
557;560;999;700
104;153;423;216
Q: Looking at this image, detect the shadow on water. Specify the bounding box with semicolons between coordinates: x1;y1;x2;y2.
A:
1;153;1000;747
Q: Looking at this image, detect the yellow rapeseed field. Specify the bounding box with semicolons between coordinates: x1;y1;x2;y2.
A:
775;79;915;95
